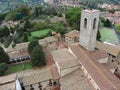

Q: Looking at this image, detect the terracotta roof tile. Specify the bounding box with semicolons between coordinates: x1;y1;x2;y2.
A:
21;67;53;86
60;69;94;90
51;48;79;70
0;74;16;90
69;44;120;90
0;74;16;85
65;30;79;38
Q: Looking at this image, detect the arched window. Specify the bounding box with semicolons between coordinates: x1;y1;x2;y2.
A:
84;18;87;28
93;18;96;29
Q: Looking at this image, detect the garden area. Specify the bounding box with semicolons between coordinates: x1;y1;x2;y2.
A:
5;61;32;75
99;28;119;44
31;29;51;37
0;39;46;76
28;29;52;41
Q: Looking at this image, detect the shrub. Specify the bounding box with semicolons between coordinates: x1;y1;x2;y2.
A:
4;36;12;48
0;63;7;76
31;45;46;67
57;12;63;17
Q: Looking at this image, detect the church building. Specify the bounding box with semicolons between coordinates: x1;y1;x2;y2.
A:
52;9;120;90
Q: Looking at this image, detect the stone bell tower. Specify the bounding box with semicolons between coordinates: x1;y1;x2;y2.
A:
80;9;100;51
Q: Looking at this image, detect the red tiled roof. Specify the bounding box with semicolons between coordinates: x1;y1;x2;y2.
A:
84;9;99;13
51;86;60;90
51;48;80;70
81;47;108;61
69;44;120;90
0;74;16;85
115;20;120;24
55;33;61;38
65;30;79;38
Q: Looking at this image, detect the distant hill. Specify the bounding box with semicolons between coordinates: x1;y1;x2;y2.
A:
80;0;120;5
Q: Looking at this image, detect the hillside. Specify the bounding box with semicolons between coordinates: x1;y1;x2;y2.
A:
80;0;120;5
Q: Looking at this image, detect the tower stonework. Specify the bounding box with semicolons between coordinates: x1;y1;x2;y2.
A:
80;9;100;51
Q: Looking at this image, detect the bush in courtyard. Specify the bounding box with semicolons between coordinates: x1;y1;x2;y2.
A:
0;46;9;63
31;45;46;67
57;12;63;17
0;62;7;76
28;40;39;54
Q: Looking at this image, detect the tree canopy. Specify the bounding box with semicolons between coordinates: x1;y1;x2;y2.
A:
65;7;82;30
0;46;9;63
31;45;46;67
28;40;39;54
116;24;120;33
5;5;29;21
17;5;30;16
0;27;10;38
34;6;57;17
28;40;46;67
5;12;17;21
0;62;7;76
100;18;112;28
104;19;112;27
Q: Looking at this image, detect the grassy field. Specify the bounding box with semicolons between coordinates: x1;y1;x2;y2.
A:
28;29;51;41
31;29;51;38
5;61;32;75
99;28;118;44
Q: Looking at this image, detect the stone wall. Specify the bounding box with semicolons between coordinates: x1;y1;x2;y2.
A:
96;41;120;56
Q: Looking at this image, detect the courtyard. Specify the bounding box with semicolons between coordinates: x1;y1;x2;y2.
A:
5;61;32;75
28;29;52;41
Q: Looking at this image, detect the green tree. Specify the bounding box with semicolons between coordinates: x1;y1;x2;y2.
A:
65;7;81;30
31;45;46;67
104;19;112;27
5;12;17;21
109;9;115;14
57;12;63;17
35;7;39;16
33;23;43;30
21;33;28;42
34;7;42;16
0;26;10;38
0;46;9;63
50;22;66;34
0;13;7;23
24;20;32;29
116;24;120;32
86;0;98;9
28;40;39;54
97;30;101;40
0;62;7;76
17;5;29;16
0;38;4;43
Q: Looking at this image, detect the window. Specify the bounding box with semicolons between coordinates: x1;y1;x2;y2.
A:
93;18;96;29
84;18;87;28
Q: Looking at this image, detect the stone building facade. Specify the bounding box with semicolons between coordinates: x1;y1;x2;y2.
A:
80;9;100;51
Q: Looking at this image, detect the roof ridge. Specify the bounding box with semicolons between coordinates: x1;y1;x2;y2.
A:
75;45;117;89
69;45;116;89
